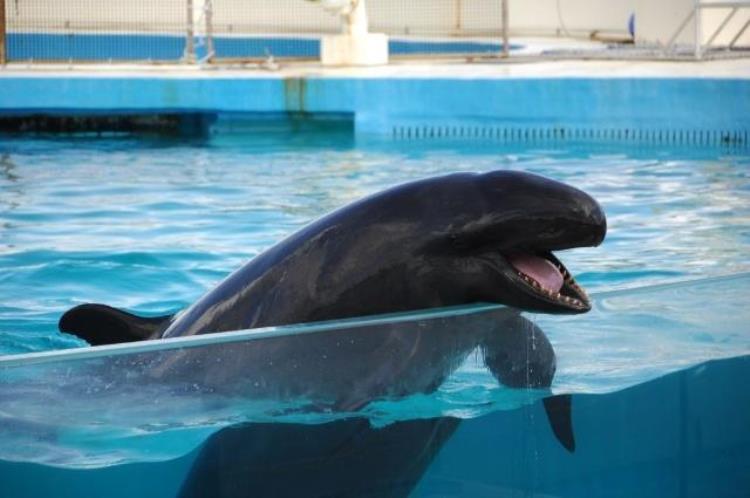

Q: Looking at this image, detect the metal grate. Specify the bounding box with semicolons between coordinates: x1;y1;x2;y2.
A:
391;125;750;147
207;0;336;61
1;0;511;63
5;0;189;62
370;0;504;37
0;113;213;136
207;0;509;62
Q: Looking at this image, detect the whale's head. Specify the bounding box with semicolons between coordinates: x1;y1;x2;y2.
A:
405;170;606;314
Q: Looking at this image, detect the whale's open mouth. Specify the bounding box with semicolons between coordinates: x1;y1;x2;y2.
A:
504;251;590;311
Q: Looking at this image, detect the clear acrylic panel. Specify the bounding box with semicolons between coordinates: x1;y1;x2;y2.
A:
1;274;749;497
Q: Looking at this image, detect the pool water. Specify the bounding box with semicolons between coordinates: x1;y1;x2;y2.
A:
1;123;749;496
1;274;748;467
1;126;749;355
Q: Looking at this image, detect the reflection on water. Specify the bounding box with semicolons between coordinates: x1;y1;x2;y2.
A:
0;153;21;229
0;153;19;183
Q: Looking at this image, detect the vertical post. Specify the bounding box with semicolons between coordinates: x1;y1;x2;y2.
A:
501;0;509;57
729;18;750;49
455;0;462;34
693;0;702;59
0;0;7;65
183;0;195;63
346;0;369;36
705;7;738;48
205;0;214;63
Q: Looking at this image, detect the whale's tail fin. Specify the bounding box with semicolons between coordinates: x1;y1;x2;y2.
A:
59;303;173;345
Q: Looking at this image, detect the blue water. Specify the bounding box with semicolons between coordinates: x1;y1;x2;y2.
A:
1;127;748;355
1;274;748;468
7;33;513;61
1;124;749;496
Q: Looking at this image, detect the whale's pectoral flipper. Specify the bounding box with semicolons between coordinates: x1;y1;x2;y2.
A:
543;394;575;453
59;304;173;345
481;314;575;453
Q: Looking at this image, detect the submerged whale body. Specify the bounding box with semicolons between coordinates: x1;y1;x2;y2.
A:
59;170;604;455
60;170;606;343
178;314;571;498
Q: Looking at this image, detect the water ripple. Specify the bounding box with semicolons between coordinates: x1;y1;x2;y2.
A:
1;135;749;354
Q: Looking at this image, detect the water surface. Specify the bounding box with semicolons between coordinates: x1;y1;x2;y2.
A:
1;130;748;354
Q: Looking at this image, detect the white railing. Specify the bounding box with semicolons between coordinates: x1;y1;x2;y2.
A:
665;0;750;58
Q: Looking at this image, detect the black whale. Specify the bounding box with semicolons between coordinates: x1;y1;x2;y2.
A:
60;170;606;344
58;170;603;460
177;313;573;498
60;171;606;490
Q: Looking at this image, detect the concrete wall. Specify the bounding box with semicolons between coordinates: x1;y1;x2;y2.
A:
0;75;747;139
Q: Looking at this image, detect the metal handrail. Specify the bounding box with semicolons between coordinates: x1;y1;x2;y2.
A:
665;0;750;59
183;0;196;63
0;0;5;64
502;0;509;58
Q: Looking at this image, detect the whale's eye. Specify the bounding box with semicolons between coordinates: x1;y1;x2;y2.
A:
448;233;471;251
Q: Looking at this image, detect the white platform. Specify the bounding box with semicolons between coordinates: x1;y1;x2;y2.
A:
320;33;389;66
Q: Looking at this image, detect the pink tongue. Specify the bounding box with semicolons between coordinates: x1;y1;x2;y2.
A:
506;253;564;294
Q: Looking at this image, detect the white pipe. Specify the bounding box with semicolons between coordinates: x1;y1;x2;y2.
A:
344;0;369;36
694;0;703;59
